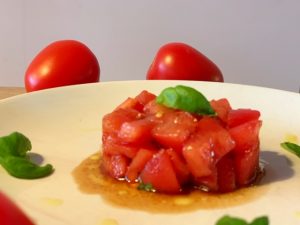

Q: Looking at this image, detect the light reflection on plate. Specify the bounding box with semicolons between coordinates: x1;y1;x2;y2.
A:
0;80;299;225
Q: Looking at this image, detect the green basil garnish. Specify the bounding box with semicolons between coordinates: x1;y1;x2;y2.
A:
0;132;54;179
215;215;269;225
137;182;155;192
281;142;300;158
156;85;215;115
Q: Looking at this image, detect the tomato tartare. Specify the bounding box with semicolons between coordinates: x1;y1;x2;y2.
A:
101;86;262;194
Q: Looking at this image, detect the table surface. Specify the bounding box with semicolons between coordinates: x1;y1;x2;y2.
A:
0;87;25;100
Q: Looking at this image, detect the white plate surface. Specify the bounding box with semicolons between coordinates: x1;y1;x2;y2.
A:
0;80;300;225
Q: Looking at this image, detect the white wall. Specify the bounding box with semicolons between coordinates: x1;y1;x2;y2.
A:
0;0;299;92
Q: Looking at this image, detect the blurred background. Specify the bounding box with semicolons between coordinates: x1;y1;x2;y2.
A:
0;0;299;92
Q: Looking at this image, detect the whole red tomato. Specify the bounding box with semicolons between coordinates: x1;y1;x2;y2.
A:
0;191;35;225
25;40;100;92
146;42;223;82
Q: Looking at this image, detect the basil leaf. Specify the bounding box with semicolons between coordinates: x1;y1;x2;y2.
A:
280;142;300;158
215;215;269;225
0;156;53;179
137;182;154;192
0;132;31;158
0;132;54;179
250;216;269;225
156;85;215;115
216;215;247;225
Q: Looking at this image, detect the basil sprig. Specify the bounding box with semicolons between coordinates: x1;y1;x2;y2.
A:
0;132;54;179
216;215;269;225
156;85;215;115
137;182;155;192
281;142;300;158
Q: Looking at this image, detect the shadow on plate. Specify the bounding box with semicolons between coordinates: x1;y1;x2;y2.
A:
259;150;294;185
28;152;45;165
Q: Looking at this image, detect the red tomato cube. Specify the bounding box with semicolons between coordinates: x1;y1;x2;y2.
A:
143;99;175;116
166;149;190;184
134;90;157;106
152;111;197;152
103;137;139;158
196;117;235;160
227;109;260;128
126;148;156;182
194;169;218;192
102;154;129;179
140;150;181;194
118;118;154;144
217;153;236;192
102;108;141;136
182;133;215;178
116;97;144;112
210;98;232;123
229;120;262;185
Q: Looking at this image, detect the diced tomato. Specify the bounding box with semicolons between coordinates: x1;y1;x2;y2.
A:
229;120;262;185
182;133;214;178
126;148;156;182
152;111;197;153
194;153;236;192
210;98;232;123
229;120;261;151
101;90;262;194
134;90;157;106
234;142;260;186
166;149;190;184
182;117;235;181
102;108;142;136
196;117;235;160
194;168;218;192
102;154;129;179
227;109;261;128
103;137;139;158
143;99;174;116
116;97;144;112
217;153;236;192
140;150;181;193
118;118;154;144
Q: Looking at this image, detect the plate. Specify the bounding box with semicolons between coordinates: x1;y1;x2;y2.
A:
0;80;299;225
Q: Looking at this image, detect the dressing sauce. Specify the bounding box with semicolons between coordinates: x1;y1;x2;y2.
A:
72;152;267;213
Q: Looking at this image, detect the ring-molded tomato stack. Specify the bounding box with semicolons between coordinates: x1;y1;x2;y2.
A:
101;90;262;194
